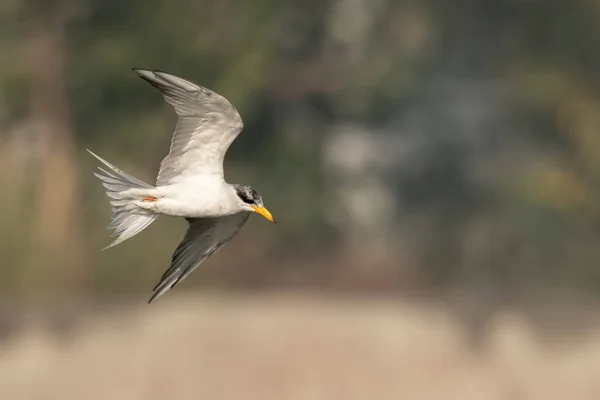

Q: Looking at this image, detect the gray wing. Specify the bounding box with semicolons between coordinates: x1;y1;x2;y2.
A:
133;69;244;186
148;213;250;303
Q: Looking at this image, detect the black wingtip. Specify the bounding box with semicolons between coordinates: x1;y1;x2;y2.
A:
147;292;158;304
132;68;147;81
133;68;157;77
132;68;150;77
133;68;170;75
132;69;161;89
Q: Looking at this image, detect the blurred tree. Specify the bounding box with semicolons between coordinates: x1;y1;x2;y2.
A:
20;0;87;295
3;0;600;299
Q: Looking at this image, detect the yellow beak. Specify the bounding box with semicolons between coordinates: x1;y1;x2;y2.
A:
251;205;276;223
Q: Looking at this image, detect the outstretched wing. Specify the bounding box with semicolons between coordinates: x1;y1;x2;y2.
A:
148;213;249;303
133;69;244;186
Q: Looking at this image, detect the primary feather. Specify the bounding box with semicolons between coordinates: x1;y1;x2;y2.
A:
148;214;249;303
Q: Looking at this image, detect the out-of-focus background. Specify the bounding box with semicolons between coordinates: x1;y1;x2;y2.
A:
2;0;600;398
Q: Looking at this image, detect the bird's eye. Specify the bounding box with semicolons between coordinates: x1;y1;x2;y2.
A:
241;196;254;205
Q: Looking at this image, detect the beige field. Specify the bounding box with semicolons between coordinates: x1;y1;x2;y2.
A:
1;292;599;400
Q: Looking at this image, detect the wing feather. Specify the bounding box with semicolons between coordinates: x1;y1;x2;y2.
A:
148;213;250;303
133;68;243;185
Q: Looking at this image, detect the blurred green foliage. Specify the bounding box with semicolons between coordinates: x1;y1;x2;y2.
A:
2;0;600;300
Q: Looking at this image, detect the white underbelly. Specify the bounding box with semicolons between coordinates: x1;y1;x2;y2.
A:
153;182;235;218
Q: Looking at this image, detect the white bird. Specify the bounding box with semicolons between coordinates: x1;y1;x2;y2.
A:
88;68;275;303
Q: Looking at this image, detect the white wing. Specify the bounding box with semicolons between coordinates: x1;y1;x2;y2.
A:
134;69;244;186
148;213;249;303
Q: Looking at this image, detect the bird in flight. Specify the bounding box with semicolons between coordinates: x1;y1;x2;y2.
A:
88;69;275;303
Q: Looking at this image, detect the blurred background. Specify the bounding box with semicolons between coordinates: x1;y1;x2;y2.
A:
2;0;600;398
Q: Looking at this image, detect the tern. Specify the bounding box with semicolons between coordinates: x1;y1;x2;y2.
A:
88;69;275;303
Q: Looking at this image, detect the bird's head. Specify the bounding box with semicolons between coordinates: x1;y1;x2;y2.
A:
234;184;275;223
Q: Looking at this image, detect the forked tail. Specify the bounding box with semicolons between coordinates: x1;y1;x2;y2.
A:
87;149;159;250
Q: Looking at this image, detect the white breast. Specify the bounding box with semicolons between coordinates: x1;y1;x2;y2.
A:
154;179;240;218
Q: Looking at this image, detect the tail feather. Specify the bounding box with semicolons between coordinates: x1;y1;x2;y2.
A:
87;149;159;250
